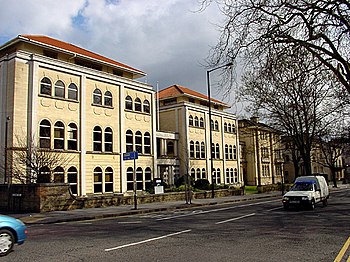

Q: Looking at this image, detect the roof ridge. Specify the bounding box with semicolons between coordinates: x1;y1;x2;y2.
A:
18;34;145;76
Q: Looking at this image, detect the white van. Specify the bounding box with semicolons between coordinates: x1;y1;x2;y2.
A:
282;175;329;210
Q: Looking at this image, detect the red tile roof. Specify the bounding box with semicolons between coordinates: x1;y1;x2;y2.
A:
16;35;145;76
158;84;229;107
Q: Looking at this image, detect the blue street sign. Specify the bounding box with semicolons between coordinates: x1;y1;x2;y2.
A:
123;151;139;160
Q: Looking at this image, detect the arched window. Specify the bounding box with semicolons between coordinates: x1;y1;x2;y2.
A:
135;131;142;153
225;144;229;159
228;123;232;133
233;145;237;160
232;124;236;133
93;167;102;193
68;167;78;195
126;130;133;152
229;145;233;160
68;83;78;100
136;167;143;190
68;123;78;150
93;126;102;151
226;168;230;184
54;80;65;98
195;141;200;158
201;142;205;158
127;167;134;191
93;88;102;105
189;115;193;126
201;168;206;179
215;120;219;131
125;96;133;110
199;117;204;128
191;168;195;178
210;120;214;130
190;141;195;158
167;141;174;156
230;168;234;183
104;127;113;152
196;168;201;180
224;122;228;132
211;143;215;159
104;91;112;107
216;144;220;159
216;168;221;184
40;77;52;95
38;166;51;183
54;166;64;183
143;100;150;113
234;168;238;183
194;116;199;127
135;97;142;111
54;121;65;149
144;132;151;154
145;167;152;191
105;167;113;192
39;119;51;148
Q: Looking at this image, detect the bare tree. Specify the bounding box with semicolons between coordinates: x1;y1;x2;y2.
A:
4;135;73;184
200;0;350;94
241;47;347;176
314;127;348;187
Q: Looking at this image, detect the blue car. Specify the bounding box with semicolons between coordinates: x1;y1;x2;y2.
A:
0;215;27;256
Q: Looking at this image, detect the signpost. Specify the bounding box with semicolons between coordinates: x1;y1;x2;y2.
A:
123;152;139;210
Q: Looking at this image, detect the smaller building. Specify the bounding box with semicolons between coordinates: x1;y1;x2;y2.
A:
238;117;284;186
157;84;242;187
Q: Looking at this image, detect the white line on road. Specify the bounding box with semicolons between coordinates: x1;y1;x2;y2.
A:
104;229;192;252
215;213;256;225
156;199;279;221
266;206;283;212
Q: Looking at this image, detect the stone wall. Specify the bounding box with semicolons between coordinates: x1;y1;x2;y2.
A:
0;184;245;213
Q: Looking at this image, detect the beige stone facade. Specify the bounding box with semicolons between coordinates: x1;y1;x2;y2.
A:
238;118;284;186
0;35;156;196
157;85;241;186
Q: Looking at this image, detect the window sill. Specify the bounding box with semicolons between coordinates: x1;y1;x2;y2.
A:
39;94;79;103
91;103;114;109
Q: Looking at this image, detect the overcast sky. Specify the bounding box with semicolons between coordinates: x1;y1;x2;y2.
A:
0;0;245;115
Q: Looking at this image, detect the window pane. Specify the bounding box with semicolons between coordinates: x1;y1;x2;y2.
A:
40;77;52;95
135;98;141;111
55;80;65;98
143;100;150;113
125;96;133;110
93;89;102;105
68;83;78;100
104;91;112;106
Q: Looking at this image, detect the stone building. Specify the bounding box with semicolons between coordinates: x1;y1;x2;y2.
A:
238;117;284;186
0;35;157;195
157;84;242;187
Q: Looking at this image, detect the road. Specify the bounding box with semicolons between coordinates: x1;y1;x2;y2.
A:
4;189;350;262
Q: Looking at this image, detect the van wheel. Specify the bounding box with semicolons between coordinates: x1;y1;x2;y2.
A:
310;200;315;210
322;199;328;207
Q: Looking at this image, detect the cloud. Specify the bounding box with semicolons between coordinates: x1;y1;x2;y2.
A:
0;0;85;38
0;0;243;113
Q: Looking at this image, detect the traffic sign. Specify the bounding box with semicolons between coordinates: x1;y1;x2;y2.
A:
123;151;139;160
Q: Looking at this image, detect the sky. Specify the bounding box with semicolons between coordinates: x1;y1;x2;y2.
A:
0;0;245;116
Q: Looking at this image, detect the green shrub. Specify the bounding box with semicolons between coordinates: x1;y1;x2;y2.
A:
194;179;210;190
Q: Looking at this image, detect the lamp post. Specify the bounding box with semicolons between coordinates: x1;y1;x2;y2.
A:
4;116;10;184
207;62;233;198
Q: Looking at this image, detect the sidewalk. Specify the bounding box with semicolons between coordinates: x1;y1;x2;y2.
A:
6;185;349;225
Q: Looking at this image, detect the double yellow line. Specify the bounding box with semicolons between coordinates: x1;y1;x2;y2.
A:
334;236;350;262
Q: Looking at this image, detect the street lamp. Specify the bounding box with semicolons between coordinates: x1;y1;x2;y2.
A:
4;116;10;184
207;62;233;198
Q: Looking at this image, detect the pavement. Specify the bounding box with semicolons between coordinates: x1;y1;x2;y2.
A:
4;184;349;225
